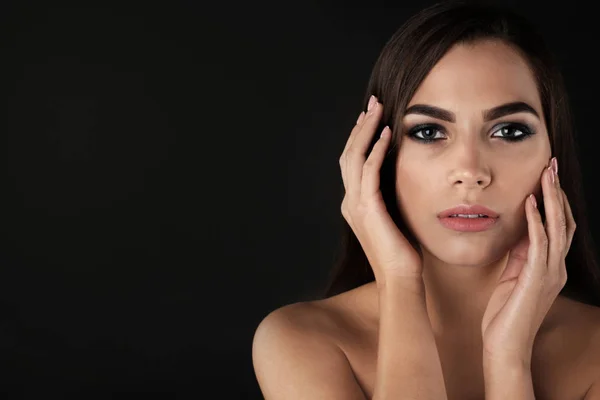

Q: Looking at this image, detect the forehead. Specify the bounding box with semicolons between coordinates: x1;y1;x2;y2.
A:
407;40;542;113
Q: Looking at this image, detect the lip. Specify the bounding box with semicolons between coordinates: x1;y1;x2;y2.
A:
438;215;497;232
438;204;499;219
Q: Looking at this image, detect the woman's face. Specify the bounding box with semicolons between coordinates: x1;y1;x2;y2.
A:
395;39;551;266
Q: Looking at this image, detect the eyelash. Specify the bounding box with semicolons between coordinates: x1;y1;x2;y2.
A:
406;122;536;144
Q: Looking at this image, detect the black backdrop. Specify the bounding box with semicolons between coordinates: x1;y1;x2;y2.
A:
1;0;598;398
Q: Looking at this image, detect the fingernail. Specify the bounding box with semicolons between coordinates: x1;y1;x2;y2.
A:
367;95;376;111
356;111;364;124
551;157;558;176
548;166;555;184
530;194;537;208
380;126;390;139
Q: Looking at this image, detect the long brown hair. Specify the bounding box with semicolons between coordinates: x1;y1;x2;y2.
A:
320;0;600;306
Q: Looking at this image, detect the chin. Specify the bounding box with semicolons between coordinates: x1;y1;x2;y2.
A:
423;242;509;267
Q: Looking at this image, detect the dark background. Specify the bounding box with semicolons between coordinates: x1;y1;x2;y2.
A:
1;0;598;398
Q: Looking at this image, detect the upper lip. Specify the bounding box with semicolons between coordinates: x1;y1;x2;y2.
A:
438;204;499;218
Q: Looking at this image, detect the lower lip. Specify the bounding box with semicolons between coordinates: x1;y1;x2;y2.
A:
438;216;497;232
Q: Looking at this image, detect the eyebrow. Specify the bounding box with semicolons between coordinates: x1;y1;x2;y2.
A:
404;101;540;123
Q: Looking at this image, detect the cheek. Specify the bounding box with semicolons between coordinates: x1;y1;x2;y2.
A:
394;165;437;218
507;163;544;201
498;167;545;233
396;164;420;198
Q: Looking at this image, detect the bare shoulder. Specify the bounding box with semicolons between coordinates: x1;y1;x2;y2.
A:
253;300;343;342
557;295;600;344
551;296;600;395
252;284;372;353
573;299;600;369
571;297;600;397
252;298;368;400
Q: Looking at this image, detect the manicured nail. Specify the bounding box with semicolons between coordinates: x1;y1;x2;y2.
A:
530;194;537;208
356;111;364;124
368;95;376;111
380;126;390;139
548;166;555;184
551;157;558;176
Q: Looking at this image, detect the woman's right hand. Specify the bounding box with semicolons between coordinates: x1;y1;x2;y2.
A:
339;95;424;288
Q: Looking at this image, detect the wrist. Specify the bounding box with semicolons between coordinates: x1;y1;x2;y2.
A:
483;348;532;371
378;275;426;297
483;360;533;397
483;355;531;378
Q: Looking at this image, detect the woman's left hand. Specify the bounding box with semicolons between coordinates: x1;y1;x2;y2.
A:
481;157;577;366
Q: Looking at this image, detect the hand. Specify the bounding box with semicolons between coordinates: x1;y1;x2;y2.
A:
339;95;423;288
481;157;576;366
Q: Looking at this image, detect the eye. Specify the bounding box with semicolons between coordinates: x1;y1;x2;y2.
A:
491;123;535;142
406;122;536;144
407;124;445;143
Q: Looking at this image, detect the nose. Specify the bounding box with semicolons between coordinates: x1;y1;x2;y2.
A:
446;140;491;189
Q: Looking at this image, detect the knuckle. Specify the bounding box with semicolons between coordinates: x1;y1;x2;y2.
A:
341;203;352;223
345;147;358;159
341;207;348;220
559;270;568;287
363;159;376;170
354;200;370;217
344;197;361;215
347;146;364;160
553;276;566;292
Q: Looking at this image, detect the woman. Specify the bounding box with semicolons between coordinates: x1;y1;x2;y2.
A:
252;1;600;399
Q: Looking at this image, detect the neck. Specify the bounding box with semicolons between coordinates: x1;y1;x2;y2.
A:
362;249;561;339
420;250;509;337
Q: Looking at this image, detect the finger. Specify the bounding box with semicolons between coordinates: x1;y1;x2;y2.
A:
341;196;354;230
343;96;374;156
361;126;391;199
553;160;564;212
357;111;365;125
554;173;569;288
343;111;366;155
553;163;572;259
340;111;367;189
560;188;576;253
346;98;383;198
542;165;567;275
496;194;547;328
523;192;549;283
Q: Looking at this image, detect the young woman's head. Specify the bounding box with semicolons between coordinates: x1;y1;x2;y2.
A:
397;39;550;269
322;0;600;306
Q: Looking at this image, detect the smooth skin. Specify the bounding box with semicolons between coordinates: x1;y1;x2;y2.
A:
394;39;557;340
340;97;423;284
252;39;600;399
353;94;576;362
350;95;576;398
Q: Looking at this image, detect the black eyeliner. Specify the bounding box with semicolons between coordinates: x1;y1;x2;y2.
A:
406;122;535;143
